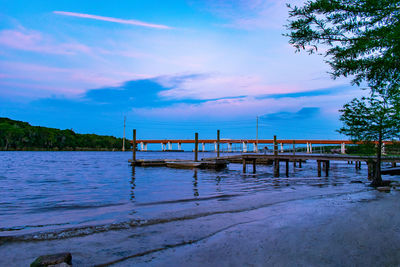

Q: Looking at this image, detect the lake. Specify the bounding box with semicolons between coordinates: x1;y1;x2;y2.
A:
0;151;387;265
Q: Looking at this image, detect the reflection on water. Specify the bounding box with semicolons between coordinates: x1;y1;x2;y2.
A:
193;169;199;197
130;166;136;201
0;151;386;238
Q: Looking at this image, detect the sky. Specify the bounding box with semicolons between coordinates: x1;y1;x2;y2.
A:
0;0;363;140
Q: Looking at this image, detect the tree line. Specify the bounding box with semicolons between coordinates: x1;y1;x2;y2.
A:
0;117;131;151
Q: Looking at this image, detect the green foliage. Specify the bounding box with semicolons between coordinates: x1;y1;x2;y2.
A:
386;141;400;154
338;90;400;184
0;117;130;151
346;143;376;155
338;92;400;141
286;0;400;93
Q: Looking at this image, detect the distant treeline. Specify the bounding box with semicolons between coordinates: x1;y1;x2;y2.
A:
0;117;131;151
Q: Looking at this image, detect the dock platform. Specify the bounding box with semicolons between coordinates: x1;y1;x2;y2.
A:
203;153;400;178
129;158;228;169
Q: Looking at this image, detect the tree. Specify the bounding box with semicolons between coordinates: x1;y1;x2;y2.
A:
286;0;400;186
338;91;400;186
286;0;400;93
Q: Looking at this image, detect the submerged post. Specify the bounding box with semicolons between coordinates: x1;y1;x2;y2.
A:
274;159;280;177
195;132;199;162
325;161;330;176
132;129;136;162
317;160;321;177
285;160;289;177
217;129;220;158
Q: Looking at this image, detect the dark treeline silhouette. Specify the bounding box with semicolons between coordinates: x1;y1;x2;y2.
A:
0;117;131;151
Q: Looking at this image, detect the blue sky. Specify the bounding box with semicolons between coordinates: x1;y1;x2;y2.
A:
0;0;361;140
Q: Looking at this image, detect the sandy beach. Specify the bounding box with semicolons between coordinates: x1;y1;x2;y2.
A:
115;189;400;267
3;185;399;266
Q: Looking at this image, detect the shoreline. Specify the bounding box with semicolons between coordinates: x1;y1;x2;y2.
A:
1;185;399;266
117;190;400;266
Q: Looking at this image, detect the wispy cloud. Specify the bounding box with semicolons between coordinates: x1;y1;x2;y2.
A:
0;29;91;55
192;0;304;30
53;11;172;29
156;73;304;100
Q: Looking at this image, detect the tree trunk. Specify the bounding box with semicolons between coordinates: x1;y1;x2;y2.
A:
371;133;383;187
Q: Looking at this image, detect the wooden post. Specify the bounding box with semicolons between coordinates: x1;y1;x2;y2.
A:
273;135;278;156
253;159;256;173
355;161;361;170
273;135;279;177
243;159;246;173
325;161;330;176
274;159;280;177
317;160;321;177
194;132;198;162
299;160;302;168
325;160;331;176
285;159;289;177
392;162;397;167
132;129;136;162
293;140;296;167
217;129;220;158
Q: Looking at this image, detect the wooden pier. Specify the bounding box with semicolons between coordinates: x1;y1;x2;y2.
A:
203;153;400;178
129;131;228;170
128;129;400;176
129;158;228;169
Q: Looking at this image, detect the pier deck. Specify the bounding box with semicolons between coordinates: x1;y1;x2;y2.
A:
128;129;400;177
203;153;400;177
129;158;228;169
129;153;400;177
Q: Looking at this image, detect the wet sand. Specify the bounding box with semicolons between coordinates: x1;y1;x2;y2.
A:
116;190;400;267
2;185;400;266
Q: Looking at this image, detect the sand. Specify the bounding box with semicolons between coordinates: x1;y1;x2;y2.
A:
2;186;400;266
115;190;400;267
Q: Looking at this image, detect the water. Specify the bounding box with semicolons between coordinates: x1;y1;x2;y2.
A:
0;151;394;265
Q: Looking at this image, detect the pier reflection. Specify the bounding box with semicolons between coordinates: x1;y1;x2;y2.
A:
193;169;199;197
130;166;136;201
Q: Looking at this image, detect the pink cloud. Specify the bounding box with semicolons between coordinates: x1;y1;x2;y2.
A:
0;80;84;97
131;97;299;119
0;61;155;98
156;73;303;100
0;29;91;55
53;11;172;29
131;92;357;120
0;61;121;97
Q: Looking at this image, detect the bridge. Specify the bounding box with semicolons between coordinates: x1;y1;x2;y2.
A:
132;138;392;153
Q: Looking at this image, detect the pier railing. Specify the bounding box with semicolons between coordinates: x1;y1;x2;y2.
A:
131;138;395;154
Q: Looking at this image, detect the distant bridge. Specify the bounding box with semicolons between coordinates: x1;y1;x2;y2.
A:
131;139;393;153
